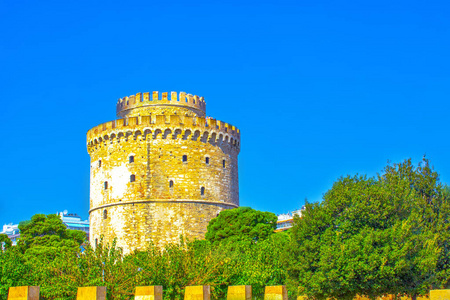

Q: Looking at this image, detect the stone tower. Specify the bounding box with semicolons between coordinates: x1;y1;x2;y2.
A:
86;91;240;253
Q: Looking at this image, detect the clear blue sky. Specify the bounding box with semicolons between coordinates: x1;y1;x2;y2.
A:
1;0;449;224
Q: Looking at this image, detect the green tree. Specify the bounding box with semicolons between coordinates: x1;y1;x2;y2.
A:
0;246;31;300
14;214;86;299
203;207;290;298
17;214;85;258
127;234;290;300
0;234;12;250
231;231;291;298
205;207;277;245
289;158;448;300
434;185;450;288
37;238;138;300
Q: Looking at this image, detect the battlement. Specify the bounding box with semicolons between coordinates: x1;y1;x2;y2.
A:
116;91;206;118
86;115;240;152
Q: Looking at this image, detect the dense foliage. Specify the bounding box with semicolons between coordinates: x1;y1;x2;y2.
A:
2;158;450;300
289;158;450;300
205;206;277;245
0;208;289;300
17;214;85;255
0;234;12;250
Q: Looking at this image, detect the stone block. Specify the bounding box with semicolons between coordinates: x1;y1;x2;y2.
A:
7;286;39;300
135;286;163;300
264;286;288;300
431;290;450;300
185;285;210;300
77;286;107;300
227;285;252;300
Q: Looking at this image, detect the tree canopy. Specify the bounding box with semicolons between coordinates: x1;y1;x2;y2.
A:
289;158;450;300
0;234;12;250
205;207;277;245
17;214;85;259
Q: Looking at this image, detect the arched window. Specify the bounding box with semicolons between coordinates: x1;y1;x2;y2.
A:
169;180;174;188
201;187;205;196
103;209;107;219
205;157;210;165
182;155;187;162
222;160;226;168
98;160;102;168
104;181;108;190
130;174;135;182
129;155;134;163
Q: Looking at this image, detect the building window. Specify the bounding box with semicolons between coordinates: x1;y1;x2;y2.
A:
103;209;107;219
129;155;134;163
205;157;210;165
169;180;174;188
130;174;135;182
98;160;101;168
104;181;108;189
201;187;205;196
223;160;226;168
182;155;187;162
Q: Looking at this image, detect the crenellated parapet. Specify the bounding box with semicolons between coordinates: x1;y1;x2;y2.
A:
116;91;206;118
86;115;240;154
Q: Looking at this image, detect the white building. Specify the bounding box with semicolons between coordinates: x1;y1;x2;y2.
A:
275;206;305;232
1;223;20;246
58;210;90;239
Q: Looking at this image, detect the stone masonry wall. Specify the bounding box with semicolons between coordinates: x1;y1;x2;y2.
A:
90;202;233;252
87;91;240;253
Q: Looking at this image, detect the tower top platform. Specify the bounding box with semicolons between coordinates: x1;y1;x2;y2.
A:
116;91;206;118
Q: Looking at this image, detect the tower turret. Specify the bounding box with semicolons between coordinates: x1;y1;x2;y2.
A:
87;91;240;253
116;91;206;118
